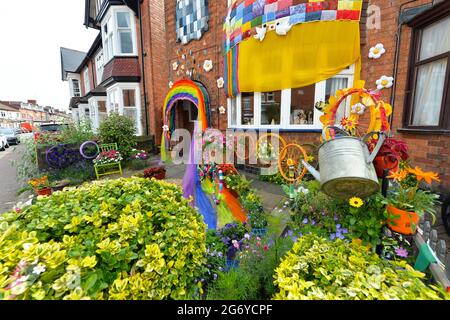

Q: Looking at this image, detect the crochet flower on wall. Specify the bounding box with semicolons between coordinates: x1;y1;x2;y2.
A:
369;43;386;59
376;76;394;90
163;125;169;132
172;61;179;71
168;81;173;88
219;106;226;114
203;59;213;72
217;77;224;89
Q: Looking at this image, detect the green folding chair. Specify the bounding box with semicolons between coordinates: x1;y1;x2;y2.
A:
94;143;123;180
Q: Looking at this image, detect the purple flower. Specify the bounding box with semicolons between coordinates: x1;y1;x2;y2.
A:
298;232;302;237
334;215;339;222
330;233;336;240
213;274;218;280
287;230;294;237
338;234;345;240
336;231;342;238
302;218;308;224
244;233;250;240
311;219;316;226
322;211;326;216
336;224;341;229
395;247;409;258
217;252;223;258
292;237;298;242
342;228;349;234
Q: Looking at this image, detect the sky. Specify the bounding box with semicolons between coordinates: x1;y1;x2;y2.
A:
0;0;99;112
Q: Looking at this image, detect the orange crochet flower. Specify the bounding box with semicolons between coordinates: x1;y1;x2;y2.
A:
407;166;440;184
387;169;408;182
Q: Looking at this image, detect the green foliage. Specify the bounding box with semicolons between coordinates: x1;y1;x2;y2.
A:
240;190;267;229
46;162;96;186
59;122;96;146
223;174;251;194
207;235;294;300
12;137;39;183
98;113;137;158
0;178;206;300
259;172;285;185
274;234;447;300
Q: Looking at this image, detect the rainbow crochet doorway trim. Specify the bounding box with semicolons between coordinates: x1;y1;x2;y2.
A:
161;79;211;162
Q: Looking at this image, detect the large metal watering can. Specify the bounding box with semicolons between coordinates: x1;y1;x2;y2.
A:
302;126;386;199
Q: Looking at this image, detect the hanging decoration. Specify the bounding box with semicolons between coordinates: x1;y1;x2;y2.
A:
203;59;213;72
168;81;174;88
217;77;224;88
369;43;386;59
172;61;179;71
223;0;364;97
376;76;394;90
219;106;226;114
176;0;210;45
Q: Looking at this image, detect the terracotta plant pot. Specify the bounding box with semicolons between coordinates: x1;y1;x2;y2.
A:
374;154;399;178
36;187;52;196
386;205;420;235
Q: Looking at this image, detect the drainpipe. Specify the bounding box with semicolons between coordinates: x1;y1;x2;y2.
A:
138;0;149;136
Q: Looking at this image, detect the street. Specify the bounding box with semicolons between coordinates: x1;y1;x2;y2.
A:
0;143;24;213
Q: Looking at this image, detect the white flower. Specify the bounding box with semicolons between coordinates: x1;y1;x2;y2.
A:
168;81;174;88
203;59;213;72
351;103;366;115
22;243;33;251
10;282;27;295
376;76;394;90
369;43;386;59
32;264;46;275
18;275;30;282
297;186;309;195
162;125;170;132
219;106;226;114
217;77;224;88
172;61;178;71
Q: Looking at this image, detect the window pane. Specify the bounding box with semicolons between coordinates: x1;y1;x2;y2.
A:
290;85;315;125
123;89;136;107
117;12;131;28
420;16;450;61
123;107;138;133
261;91;281;125
119;31;133;54
230;98;237;126
325;78;349;125
412;58;447;126
241;93;254;125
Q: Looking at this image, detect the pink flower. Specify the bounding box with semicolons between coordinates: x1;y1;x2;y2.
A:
395;247;409;258
232;240;239;249
263;245;269;251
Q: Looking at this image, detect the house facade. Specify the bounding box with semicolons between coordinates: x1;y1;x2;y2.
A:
0;102;21;129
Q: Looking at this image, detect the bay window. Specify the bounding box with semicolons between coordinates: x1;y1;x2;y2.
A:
101;8;137;63
228;66;354;130
405;9;450;131
107;84;142;135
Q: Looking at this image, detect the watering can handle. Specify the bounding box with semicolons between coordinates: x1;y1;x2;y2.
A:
363;132;386;164
322;126;350;141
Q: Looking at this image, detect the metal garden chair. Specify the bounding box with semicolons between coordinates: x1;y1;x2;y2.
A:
94;143;123;180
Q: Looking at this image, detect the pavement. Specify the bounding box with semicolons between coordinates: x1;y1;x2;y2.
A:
0;143;30;213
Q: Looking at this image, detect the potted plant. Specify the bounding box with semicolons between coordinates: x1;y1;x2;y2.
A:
28;176;52;196
144;166;166;180
385;165;440;235
128;149;151;170
369;137;408;178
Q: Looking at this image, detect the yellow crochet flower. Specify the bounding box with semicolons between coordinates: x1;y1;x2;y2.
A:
349;197;364;208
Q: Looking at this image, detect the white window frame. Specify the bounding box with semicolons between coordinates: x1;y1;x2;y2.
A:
100;7;138;64
95;50;104;85
227;65;355;130
83;67;91;94
70;78;81;97
106;83;142;136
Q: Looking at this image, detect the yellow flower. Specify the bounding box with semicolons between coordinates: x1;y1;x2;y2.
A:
307;155;315;163
349;197;364;208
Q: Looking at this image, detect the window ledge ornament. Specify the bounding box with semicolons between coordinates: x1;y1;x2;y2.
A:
172;61;179;71
217;77;224;89
376;76;394;90
369;43;386;59
203;59;213;72
168;81;174;88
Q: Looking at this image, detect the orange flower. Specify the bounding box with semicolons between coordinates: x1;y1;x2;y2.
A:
407;166;440;184
387;169;408;182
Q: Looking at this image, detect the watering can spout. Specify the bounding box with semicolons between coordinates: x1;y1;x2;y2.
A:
301;160;320;182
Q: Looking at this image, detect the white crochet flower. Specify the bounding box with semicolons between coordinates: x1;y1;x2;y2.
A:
369;43;386;59
168;81;174;88
376;76;394;90
217;77;224;88
351;103;366;115
172;61;179;71
219;106;226;114
203;59;213;72
162;125;170;132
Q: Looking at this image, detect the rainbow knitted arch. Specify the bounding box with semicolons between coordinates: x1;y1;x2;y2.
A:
161;79;210;161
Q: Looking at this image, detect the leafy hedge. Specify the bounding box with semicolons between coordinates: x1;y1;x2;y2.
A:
274;234;447;300
0;178;206;300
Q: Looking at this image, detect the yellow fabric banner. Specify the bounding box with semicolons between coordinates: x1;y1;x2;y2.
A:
237;20;361;93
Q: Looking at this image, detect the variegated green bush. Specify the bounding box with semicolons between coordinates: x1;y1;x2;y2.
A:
0;178;207;300
274;234;448;300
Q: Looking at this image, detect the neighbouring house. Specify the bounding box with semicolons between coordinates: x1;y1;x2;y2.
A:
0;101;21;129
0;100;49;130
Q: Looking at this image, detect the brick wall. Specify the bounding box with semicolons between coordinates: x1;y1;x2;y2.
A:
362;0;450;192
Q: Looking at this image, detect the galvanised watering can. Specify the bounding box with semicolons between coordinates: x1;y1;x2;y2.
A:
302;126;386;199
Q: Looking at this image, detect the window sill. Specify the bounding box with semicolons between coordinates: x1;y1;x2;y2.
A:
228;127;322;133
397;128;450;135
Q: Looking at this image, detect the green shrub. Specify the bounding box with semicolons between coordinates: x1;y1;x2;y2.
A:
259;172;285;185
274;234;447;300
99;113;137;158
0;178;206;300
206;268;258;300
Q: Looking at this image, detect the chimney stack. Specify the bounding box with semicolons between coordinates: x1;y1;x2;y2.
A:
27;99;37;105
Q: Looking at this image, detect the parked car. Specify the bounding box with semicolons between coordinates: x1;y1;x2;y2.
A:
39;123;69;133
0;134;9;151
0;128;20;145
